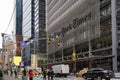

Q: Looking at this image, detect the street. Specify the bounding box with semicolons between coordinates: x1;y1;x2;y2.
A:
14;75;120;80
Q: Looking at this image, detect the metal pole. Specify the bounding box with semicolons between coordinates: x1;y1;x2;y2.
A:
1;33;4;79
89;41;92;68
111;0;118;72
73;46;76;73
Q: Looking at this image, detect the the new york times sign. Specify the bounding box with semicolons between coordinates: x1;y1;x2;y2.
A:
54;12;91;37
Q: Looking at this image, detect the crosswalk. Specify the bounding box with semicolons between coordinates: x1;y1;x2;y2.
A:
17;75;120;80
18;75;84;80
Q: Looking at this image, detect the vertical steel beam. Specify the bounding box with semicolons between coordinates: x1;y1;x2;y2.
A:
89;41;92;68
111;0;118;72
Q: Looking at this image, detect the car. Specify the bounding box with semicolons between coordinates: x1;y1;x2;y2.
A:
82;68;114;80
32;69;41;75
76;68;88;77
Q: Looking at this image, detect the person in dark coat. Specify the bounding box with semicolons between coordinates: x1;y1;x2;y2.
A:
47;69;51;80
22;67;27;80
48;68;54;80
0;69;3;80
14;69;17;78
50;70;54;80
43;69;47;80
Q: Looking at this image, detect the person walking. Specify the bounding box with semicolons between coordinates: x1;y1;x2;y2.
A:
14;69;17;78
43;69;47;80
47;68;54;80
50;69;54;80
47;69;51;80
28;69;33;80
10;69;13;76
22;67;27;80
0;69;3;80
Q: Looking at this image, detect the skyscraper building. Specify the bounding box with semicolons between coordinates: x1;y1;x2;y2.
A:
34;0;46;55
46;0;120;72
22;0;34;66
16;0;23;35
33;0;46;67
15;0;23;56
22;0;46;66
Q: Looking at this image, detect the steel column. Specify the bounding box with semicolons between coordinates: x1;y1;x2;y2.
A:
111;0;118;72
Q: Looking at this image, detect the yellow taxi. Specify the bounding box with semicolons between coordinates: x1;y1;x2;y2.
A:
76;68;88;77
32;70;40;75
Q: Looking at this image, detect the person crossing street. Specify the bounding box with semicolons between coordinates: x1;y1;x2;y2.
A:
28;69;33;80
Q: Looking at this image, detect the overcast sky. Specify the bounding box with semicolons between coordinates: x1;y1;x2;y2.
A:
0;0;14;48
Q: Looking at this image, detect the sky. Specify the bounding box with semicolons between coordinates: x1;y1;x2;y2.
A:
0;0;14;48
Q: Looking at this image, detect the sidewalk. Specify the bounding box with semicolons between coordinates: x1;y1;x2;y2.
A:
4;75;21;80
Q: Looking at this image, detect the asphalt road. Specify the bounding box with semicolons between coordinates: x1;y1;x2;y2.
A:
17;75;120;80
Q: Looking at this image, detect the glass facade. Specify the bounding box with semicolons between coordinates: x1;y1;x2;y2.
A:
23;0;33;41
22;0;34;66
16;0;23;35
15;0;23;56
22;0;46;66
33;0;46;54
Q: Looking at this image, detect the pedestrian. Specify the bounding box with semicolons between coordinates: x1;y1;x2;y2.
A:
47;69;51;80
0;69;3;80
10;69;13;76
14;69;17;78
22;67;27;80
28;69;33;80
50;69;54;80
43;69;47;80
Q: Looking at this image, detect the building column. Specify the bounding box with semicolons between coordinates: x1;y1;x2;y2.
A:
73;46;76;73
89;40;92;68
62;49;64;61
111;0;118;72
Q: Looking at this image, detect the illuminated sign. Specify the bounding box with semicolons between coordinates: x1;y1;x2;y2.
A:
13;56;22;66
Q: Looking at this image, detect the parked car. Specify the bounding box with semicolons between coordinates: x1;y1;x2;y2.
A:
76;68;88;77
82;68;114;80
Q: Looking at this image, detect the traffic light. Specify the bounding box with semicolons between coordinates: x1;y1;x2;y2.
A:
48;38;51;45
72;52;76;61
57;39;60;46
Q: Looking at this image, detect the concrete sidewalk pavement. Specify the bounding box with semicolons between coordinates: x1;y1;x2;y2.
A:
4;75;21;80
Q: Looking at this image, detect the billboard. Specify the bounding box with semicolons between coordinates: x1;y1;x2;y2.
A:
13;56;22;66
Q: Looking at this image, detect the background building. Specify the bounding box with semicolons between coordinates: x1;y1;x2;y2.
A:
33;0;46;67
46;0;120;72
22;0;34;66
22;0;46;67
15;0;23;56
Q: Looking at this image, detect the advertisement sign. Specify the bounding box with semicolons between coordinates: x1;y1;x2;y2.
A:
13;56;22;66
